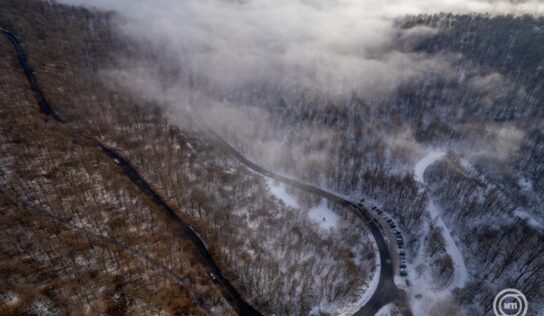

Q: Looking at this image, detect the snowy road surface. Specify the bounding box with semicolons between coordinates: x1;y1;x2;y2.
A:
414;150;446;183
410;150;469;314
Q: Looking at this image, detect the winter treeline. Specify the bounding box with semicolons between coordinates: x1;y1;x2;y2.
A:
426;158;544;314
0;1;377;314
196;13;544;314
0;43;229;314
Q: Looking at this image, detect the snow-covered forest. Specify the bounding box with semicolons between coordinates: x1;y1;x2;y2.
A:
0;1;377;315
1;0;543;315
199;13;544;314
198;13;544;315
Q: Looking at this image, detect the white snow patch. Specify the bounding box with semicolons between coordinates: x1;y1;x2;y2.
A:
394;274;409;289
414;150;446;183
375;303;396;316
308;200;339;231
186;142;196;152
518;177;533;191
265;178;299;208
514;209;544;229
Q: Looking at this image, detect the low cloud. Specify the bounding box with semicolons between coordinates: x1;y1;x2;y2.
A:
59;0;542;177
489;125;525;161
59;0;544;101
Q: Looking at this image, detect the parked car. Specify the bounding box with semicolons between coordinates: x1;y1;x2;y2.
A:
209;272;217;281
394;231;401;236
399;264;407;269
400;269;408;277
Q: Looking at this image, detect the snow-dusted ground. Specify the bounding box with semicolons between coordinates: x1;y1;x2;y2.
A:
514;209;544;229
335;233;380;316
413;150;446;184
409;149;469;315
266;178;340;231
426;200;468;291
461;159;544;229
265;177;379;315
266;178;299;208
375;303;397;316
308;200;339;230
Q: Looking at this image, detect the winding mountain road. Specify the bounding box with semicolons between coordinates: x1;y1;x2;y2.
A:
413;151;468;293
198;121;413;316
1;29;261;316
2;27;413;315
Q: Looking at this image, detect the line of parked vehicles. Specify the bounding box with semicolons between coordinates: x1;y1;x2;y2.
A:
359;199;408;277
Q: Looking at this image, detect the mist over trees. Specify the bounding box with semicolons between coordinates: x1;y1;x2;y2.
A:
180;12;544;314
1;0;544;315
0;1;378;314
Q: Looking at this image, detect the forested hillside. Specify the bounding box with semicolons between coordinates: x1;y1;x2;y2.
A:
169;12;544;315
1;0;543;315
0;1;377;315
